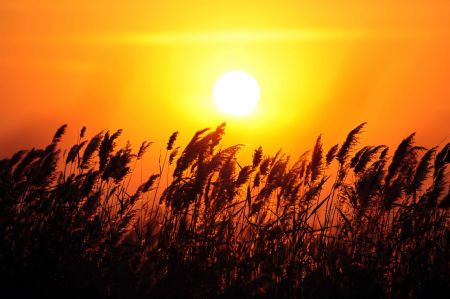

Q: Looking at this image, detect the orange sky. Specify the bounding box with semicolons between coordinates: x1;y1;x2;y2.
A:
1;0;449;161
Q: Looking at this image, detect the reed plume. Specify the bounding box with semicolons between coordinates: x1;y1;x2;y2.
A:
337;122;366;165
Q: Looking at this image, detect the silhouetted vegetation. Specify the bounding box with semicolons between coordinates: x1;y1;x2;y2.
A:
0;123;448;298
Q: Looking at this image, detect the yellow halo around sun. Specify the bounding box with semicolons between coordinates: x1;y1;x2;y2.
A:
213;70;260;116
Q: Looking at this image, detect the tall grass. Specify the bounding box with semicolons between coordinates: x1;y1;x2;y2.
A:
0;123;448;298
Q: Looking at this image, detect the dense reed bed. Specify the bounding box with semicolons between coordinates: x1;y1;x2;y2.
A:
0;123;448;298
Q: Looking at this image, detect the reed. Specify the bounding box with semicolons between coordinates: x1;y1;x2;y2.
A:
0;123;448;299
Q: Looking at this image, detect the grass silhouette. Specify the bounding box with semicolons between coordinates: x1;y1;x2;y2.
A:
0;123;448;298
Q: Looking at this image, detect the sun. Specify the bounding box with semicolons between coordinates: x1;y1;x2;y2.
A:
213;70;260;116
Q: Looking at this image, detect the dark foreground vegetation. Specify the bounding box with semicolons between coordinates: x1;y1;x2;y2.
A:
0;123;449;298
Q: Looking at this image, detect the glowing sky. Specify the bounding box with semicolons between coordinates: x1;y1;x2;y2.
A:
1;1;449;159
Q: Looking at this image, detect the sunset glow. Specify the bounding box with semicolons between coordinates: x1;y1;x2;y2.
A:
1;1;449;158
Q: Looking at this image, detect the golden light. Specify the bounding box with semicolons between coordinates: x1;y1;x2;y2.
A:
213;70;260;116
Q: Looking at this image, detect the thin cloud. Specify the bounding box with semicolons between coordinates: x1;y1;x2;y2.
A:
67;29;377;46
58;28;447;46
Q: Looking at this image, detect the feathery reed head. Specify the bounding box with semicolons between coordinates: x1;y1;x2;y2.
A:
167;131;179;151
337;122;367;165
52;124;67;143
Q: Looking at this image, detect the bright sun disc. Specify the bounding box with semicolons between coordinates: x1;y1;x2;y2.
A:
213;70;260;116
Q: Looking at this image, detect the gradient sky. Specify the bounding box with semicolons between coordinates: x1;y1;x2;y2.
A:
1;1;449;161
